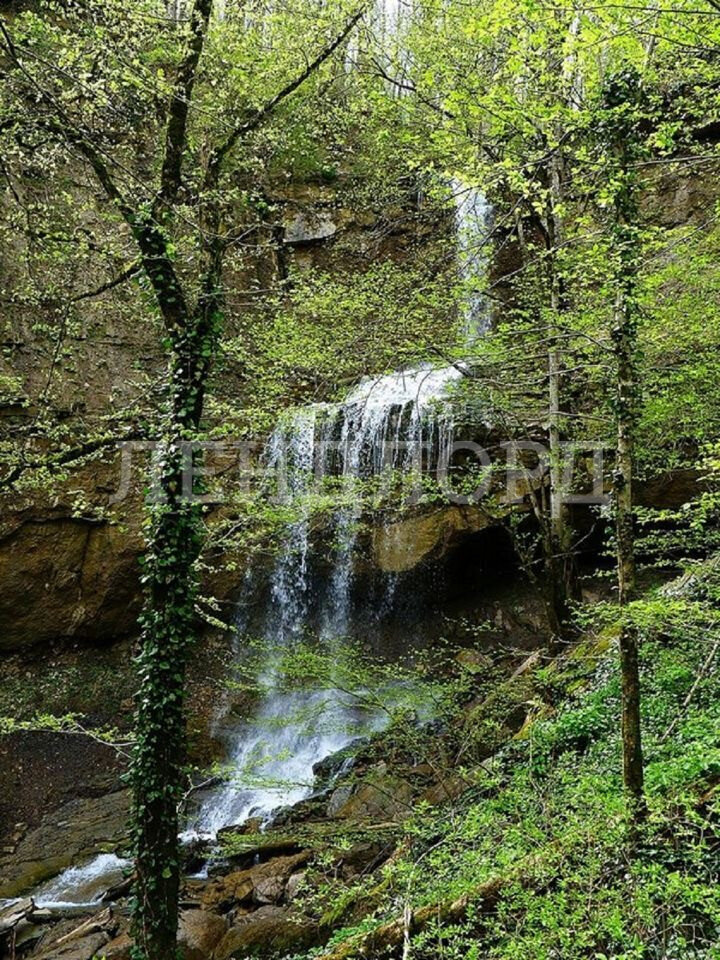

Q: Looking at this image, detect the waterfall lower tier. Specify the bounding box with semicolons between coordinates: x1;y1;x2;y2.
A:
32;854;129;910
193;363;461;837
194;687;383;836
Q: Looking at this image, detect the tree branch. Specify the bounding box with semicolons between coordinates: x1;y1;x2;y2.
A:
158;0;214;208
70;261;142;302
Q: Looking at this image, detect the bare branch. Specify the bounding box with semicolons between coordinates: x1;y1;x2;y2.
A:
71;261;142;302
158;0;214;208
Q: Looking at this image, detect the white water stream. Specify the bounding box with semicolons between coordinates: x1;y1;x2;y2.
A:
32;854;129;910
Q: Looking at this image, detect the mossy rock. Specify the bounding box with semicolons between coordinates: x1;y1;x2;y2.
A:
213;909;321;959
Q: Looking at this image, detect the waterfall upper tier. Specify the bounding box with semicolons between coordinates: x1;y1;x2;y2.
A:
343;364;463;412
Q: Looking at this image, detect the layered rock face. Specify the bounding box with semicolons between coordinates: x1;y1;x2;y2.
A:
0;172;450;654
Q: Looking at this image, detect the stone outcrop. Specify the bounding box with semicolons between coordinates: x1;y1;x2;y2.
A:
178;909;228;960
330;763;414;822
371;505;491;573
201;852;310;912
0;513;143;651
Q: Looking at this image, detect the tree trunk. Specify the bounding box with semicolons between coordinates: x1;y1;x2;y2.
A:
543;151;576;645
131;338;207;959
613;279;646;821
605;68;647;825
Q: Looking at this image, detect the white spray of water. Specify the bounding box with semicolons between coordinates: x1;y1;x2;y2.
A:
32;854;129;909
193;363;460;837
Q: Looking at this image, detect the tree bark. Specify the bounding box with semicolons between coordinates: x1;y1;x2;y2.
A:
613;271;646;821
605;69;647;825
541;149;577;645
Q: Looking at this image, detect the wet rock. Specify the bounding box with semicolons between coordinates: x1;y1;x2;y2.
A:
207;834;303;873
213;906;319;959
33;930;109;960
0;896;33;933
312;738;368;783
102;932;132;959
178;908;227;960
326;783;354;817
0;790;130;899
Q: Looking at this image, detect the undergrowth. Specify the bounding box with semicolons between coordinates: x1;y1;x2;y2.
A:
301;561;720;959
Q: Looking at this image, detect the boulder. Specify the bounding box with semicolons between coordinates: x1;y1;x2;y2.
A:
201;852;310;912
0;896;33;933
178;908;227;960
213;907;319;959
456;649;493;675
339;841;388;878
285;871;306;901
332;766;413;822
312;738;367;783
33;930;109;960
201;871;254;911
326;783;354;818
102;932;132;959
422;774;471;806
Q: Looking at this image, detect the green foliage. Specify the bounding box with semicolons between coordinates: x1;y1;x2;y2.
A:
303;563;720;959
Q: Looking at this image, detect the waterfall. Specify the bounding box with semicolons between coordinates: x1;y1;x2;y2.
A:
452;178;494;337
262;407;321;641
192;363;461;837
322;365;461;635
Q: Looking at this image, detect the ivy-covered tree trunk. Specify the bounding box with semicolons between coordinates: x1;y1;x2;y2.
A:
131;308;218;959
604;68;647;825
132;468;200;959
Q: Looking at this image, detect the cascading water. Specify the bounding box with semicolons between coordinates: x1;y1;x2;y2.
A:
32;854;129;910
190;177;494;836
452;178;495;337
192;363;462;837
321;364;462;635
